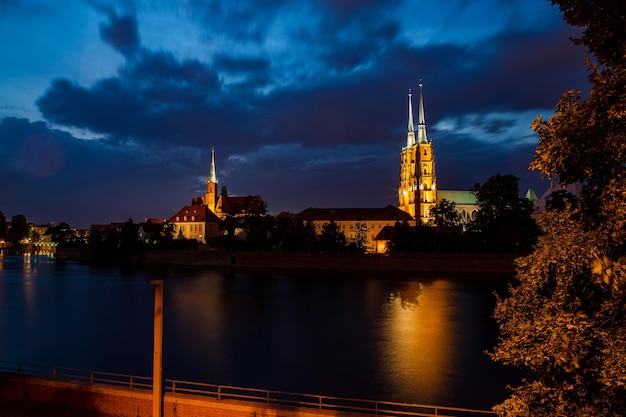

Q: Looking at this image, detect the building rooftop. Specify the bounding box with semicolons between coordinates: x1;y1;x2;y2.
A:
295;205;414;221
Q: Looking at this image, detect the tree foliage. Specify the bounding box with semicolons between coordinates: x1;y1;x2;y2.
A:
45;222;76;245
430;198;459;228
319;220;347;253
468;174;540;253
0;211;7;242
385;221;465;254
491;212;626;416
544;189;578;212
8;214;29;245
279;219;318;252
491;1;626;415
349;221;369;253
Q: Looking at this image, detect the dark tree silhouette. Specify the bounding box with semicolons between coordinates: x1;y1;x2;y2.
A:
491;1;626;415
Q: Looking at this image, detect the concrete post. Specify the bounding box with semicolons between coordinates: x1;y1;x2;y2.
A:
151;280;163;417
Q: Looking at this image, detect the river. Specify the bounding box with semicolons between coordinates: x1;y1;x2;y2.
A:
0;254;525;410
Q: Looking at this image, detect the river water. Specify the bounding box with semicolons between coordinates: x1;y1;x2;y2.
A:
0;254;525;410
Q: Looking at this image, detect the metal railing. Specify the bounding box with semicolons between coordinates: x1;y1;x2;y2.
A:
0;361;496;417
166;379;497;417
0;361;152;390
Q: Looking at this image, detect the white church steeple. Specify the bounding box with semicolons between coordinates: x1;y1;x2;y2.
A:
416;83;428;144
406;90;416;147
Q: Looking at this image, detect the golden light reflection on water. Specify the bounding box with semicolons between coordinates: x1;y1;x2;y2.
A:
379;279;457;403
168;273;226;366
21;254;37;319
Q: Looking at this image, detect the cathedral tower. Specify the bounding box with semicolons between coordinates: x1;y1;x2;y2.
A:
205;147;218;212
398;83;436;224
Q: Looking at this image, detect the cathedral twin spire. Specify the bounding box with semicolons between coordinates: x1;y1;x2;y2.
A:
406;83;428;147
399;82;435;223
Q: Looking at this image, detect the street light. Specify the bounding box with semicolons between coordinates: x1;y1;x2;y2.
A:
151;280;163;417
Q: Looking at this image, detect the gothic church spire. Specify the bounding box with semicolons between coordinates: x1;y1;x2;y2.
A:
406;90;416;147
209;147;217;184
416;83;428;144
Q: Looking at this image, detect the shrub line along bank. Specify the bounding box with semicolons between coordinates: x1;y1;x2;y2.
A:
56;247;517;274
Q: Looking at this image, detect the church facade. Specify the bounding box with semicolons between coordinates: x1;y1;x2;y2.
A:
168;148;264;242
398;84;478;225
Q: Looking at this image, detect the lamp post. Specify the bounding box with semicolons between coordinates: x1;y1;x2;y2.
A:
151;280;163;417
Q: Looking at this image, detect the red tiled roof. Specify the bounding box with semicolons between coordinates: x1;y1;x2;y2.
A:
295;205;413;221
374;225;395;241
168;205;221;223
144;218;166;224
219;195;264;214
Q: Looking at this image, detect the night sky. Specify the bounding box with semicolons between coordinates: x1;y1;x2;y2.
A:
1;0;589;228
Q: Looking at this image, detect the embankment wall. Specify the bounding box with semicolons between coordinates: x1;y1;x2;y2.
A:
57;247;517;274
0;374;357;417
0;374;152;416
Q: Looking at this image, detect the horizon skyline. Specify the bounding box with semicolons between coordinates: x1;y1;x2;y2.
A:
1;0;590;228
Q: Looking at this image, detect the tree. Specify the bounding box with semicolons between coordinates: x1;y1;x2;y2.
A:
45;222;74;244
386;221;417;253
0;211;7;243
119;219;140;264
7;214;30;245
430;198;459;228
545;189;578;212
491;212;626;417
242;214;274;251
349;221;369;253
278;219;318;252
468;174;540;253
318;220;347;253
490;1;626;415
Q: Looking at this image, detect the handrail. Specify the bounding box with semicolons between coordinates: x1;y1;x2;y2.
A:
0;361;152;390
166;378;497;417
0;361;496;417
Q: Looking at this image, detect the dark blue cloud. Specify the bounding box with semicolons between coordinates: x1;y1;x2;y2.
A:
99;10;140;57
2;1;591;227
0;117;205;227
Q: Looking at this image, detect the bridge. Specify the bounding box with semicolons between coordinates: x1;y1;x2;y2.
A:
0;361;496;417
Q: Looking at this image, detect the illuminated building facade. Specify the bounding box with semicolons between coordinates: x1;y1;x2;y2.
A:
399;84;436;223
399;84;478;225
168;200;221;241
205;147;218;213
169;148;265;242
292;205;413;253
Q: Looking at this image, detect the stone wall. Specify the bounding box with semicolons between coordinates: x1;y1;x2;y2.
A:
56;247;516;273
0;374;152;417
136;251;516;274
164;393;344;417
0;374;358;417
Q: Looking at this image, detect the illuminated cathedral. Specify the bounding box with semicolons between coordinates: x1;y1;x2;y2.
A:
168;147;264;242
398;84;478;225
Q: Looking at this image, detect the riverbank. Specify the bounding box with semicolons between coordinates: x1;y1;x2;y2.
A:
56;247;518;274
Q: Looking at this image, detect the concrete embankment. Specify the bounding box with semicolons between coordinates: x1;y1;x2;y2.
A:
0;373;322;417
0;373;496;417
56;247;517;274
